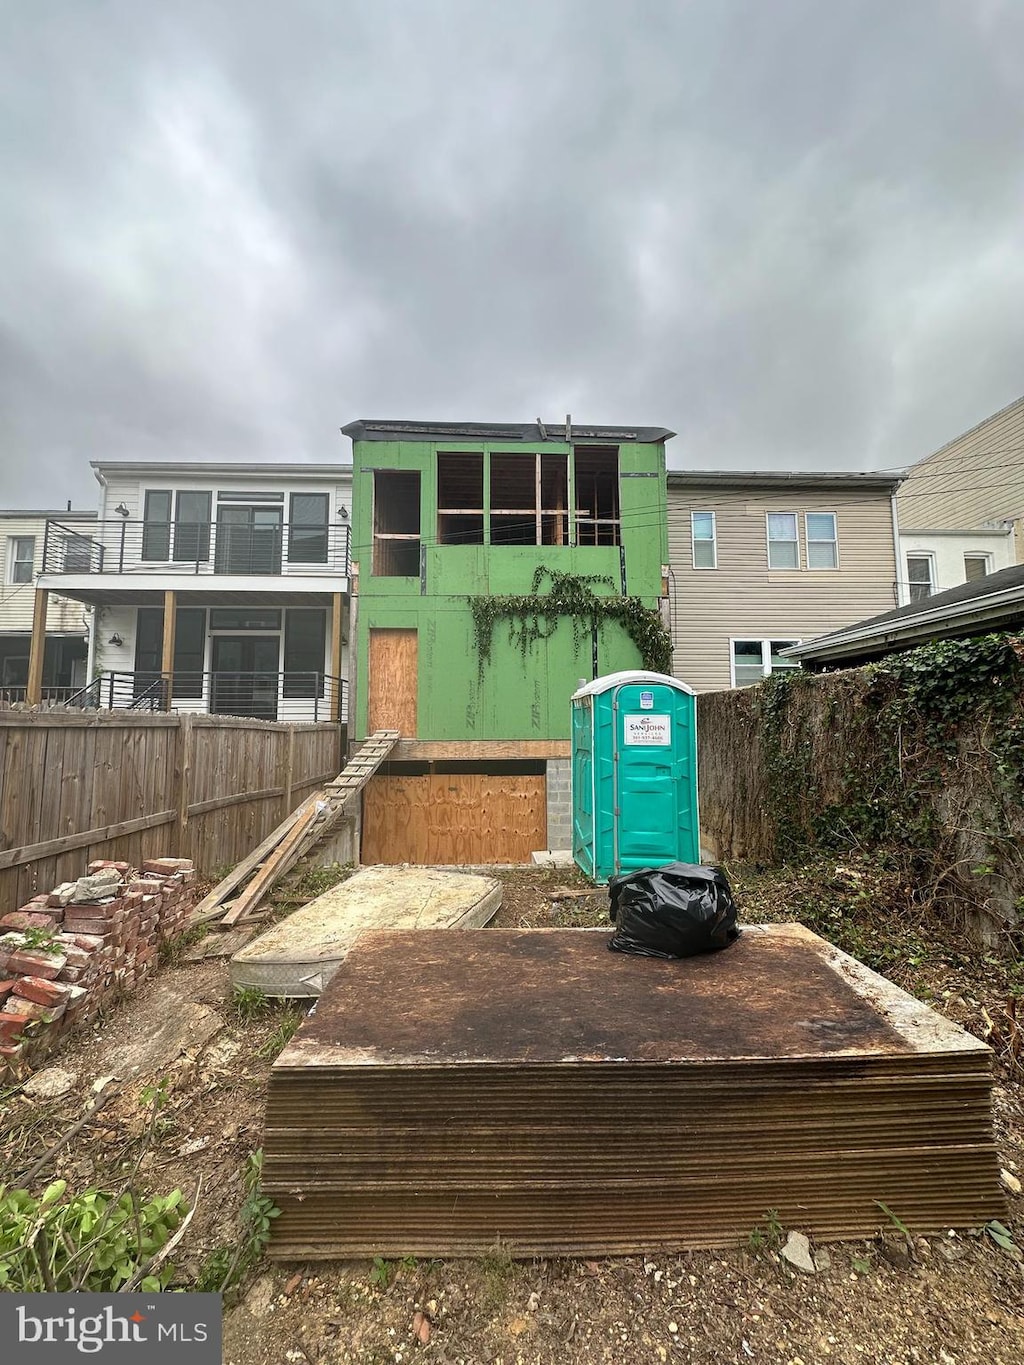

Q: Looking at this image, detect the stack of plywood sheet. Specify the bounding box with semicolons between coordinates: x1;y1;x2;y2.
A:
263;924;1003;1257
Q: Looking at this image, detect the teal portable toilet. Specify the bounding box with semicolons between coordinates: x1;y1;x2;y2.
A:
571;670;698;882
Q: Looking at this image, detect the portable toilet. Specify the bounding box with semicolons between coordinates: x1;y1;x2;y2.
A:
571;670;698;882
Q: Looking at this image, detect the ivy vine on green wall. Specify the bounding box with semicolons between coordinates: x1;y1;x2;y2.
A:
468;566;672;679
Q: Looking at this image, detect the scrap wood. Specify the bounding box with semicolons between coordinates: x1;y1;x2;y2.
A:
188;810;312;923
545;886;607;901
219;802;320;926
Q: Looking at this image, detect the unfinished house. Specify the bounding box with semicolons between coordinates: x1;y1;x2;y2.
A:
344;419;673;864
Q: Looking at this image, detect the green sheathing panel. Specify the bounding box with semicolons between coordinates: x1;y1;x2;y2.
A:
352;438;668;741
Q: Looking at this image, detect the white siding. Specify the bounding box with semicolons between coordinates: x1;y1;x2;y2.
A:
0;514;96;635
899;529;1014;596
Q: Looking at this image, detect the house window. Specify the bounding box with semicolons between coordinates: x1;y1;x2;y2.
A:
574;446;619;546
906;555;934;603
691;512;717;569
288;493;330;564
490;452;570;546
8;536;35;584
63;532;92;571
133;607;206;699
964;554;990;583
173;491;212;564
767;513;799;569
437;453;484;546
805;512;838;569
372;470;421;575
283;608;327;698
141;491;172;561
731;638;801;688
209;609;282;630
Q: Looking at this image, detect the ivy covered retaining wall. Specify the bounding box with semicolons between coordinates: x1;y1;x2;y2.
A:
698;634;1024;951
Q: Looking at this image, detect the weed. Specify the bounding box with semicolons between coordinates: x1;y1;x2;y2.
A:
193;1150;279;1293
746;1208;785;1256
479;1236;517;1307
258;1010;303;1061
159;924;206;966
369;1255;394;1289
875;1200;912;1242
232;986;270;1022
10;927;62;954
984;1219;1018;1253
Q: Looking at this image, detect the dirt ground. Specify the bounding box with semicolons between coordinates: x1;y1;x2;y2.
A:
2;858;1022;1365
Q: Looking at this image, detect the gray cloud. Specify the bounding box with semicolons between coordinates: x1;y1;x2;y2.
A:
2;0;1024;508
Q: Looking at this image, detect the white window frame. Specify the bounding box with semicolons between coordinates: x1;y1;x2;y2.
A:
805;511;839;570
690;510;717;569
8;536;35;585
906;553;936;603
729;637;803;688
766;512;800;569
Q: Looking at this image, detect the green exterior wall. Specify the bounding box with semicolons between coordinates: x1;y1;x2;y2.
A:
351;438;669;742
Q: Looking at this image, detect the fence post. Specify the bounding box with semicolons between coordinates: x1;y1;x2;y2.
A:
282;725;296;818
176;712;193;855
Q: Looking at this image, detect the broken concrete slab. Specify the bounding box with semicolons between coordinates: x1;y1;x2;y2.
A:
781;1230;817;1274
95;980;223;1078
230;865;501;998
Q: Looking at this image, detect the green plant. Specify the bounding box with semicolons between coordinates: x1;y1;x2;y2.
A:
746;1208;785;1255
984;1219;1018;1253
232;985;270;1022
0;1179;183;1292
9;927;63;954
468;566;672;681
159;923;206;966
194;1150;280;1293
875;1201;911;1240
258;1010;303;1061
369;1255;394;1289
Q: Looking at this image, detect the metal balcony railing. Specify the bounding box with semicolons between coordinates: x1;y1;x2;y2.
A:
0;684;88;707
41;518;351;577
61;671;347;722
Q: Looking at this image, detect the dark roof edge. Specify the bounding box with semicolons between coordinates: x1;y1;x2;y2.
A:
341;419;675;443
667;469;903;490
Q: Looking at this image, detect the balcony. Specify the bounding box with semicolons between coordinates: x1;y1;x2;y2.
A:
62;671;347;723
41;518;351;579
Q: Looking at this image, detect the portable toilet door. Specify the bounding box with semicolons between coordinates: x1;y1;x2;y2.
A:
571;671;698;882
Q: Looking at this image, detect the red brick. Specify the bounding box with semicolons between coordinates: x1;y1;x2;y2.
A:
0;979;14;1003
0;912;58;932
0;1011;25;1041
62;934;104;953
142;857;193;874
65;897;124;918
88;860;131;873
6;950;65;980
13;977;69;1006
62;920;115;937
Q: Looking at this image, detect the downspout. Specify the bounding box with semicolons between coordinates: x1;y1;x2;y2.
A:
890;491;907;606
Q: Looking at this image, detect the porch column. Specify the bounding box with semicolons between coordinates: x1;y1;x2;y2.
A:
331;591;344;722
160;590;177;709
26;589;48;705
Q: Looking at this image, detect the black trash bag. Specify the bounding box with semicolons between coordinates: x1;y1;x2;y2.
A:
607;862;740;959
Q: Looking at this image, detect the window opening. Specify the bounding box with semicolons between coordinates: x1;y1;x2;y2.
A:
767;512;799;569
805;512;838;569
573;446;619;546
9;536;35;583
732;638;801;688
964;554;989;583
691;512;716;569
906;555;934;603
283;608;327;698
489;452;569;546
373;470;421;575
289;493;330;564
141;491;172;561
437;452;484;545
173;491;212;563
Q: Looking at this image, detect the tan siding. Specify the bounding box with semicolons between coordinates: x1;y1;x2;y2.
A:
668;485;898;692
0;515;96;635
897;393;1024;556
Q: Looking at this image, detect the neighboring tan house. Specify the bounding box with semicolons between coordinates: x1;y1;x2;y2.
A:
343;418;673;864
667;471;904;691
32;463;351;722
897;392;1024;600
0;508;96;701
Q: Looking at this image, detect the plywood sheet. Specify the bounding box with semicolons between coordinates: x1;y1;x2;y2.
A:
368;629;417;736
230;865;501;997
361;774;546;865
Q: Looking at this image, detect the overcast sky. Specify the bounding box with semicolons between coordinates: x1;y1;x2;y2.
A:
2;0;1024;508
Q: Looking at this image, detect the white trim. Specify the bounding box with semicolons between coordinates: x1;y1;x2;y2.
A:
765;511;800;570
7;535;35;585
905;550;936;603
690;510;717;569
891;492;906;605
729;636;803;689
963;551;992;582
804;510;839;570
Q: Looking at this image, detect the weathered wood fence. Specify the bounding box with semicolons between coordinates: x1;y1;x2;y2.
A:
0;710;343;907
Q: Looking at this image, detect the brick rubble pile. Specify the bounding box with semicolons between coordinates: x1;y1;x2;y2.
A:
0;857;196;1078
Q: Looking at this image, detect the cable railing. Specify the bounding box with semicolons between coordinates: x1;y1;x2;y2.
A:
41;518;351;577
57;671;347;722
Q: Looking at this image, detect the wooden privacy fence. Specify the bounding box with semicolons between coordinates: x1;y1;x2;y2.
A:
0;710;343;908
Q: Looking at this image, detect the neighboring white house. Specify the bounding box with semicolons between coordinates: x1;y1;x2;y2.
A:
0;508;96;701
899;527;1015;602
35;463;352;722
